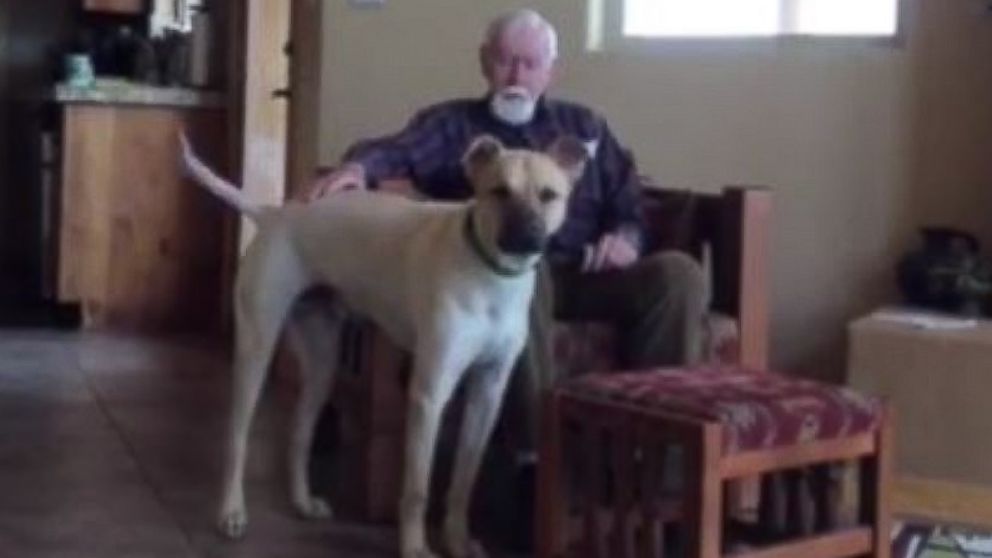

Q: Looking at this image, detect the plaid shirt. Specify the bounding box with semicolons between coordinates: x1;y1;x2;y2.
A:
343;96;644;265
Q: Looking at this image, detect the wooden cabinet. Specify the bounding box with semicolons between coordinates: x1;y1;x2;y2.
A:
82;0;145;15
55;102;231;332
848;309;992;527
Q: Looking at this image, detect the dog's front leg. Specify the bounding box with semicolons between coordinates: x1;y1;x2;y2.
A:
400;345;465;558
443;355;517;558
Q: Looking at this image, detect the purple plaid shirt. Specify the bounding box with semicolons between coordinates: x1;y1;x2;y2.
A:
342;96;644;265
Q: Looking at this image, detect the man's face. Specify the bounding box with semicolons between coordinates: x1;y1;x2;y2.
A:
482;25;555;99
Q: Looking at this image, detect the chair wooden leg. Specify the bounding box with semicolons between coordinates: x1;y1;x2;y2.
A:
784;468;818;536
638;435;666;558
759;472;785;538
683;424;723;558
810;463;841;532
582;426;608;558
727;476;761;521
611;427;636;558
537;392;565;558
859;410;893;558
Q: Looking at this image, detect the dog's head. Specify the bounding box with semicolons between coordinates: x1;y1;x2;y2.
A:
462;134;588;266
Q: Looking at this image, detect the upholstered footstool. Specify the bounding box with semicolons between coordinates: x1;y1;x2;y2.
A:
536;366;892;558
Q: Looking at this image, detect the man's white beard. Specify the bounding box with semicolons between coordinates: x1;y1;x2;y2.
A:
490;86;537;126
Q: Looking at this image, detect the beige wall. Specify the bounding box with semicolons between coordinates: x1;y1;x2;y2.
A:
316;0;992;380
908;0;992;268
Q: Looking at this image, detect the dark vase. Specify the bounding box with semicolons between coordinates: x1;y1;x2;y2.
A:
897;227;991;316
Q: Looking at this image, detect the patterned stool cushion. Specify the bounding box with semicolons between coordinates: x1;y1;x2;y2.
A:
562;366;883;454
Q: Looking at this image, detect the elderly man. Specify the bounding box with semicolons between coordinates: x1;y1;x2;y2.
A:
308;6;706;507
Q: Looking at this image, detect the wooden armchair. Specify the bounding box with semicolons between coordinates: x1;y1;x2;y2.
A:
329;183;773;521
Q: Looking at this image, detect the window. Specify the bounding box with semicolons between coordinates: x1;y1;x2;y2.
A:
622;0;900;38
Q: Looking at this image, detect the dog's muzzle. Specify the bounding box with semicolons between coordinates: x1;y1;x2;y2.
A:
497;204;546;255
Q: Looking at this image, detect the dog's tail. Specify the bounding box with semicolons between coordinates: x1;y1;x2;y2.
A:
179;133;263;220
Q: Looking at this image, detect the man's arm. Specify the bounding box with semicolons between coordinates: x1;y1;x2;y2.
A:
597;120;644;251
343;107;453;191
583;120;644;271
302;106;452;200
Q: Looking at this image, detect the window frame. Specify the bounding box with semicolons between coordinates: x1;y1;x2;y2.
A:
587;0;909;54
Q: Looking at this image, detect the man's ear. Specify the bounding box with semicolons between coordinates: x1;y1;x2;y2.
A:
462;134;505;179
546;135;590;183
479;45;491;82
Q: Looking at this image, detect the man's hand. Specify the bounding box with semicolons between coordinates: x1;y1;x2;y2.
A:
582;232;639;273
297;162;367;202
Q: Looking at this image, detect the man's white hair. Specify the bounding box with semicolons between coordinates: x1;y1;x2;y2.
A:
484;8;559;63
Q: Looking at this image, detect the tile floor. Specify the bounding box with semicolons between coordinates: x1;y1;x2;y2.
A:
0;329;520;557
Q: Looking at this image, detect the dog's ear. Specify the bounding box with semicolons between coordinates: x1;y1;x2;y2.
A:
462;134;504;178
546;135;590;183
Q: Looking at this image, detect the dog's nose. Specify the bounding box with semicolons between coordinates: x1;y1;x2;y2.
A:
497;224;545;254
497;211;546;255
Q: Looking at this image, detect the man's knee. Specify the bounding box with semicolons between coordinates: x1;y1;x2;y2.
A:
638;251;709;309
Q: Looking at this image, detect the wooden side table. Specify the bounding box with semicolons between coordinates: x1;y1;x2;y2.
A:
848;308;992;527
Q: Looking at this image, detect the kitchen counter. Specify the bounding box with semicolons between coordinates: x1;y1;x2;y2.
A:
53;78;225;109
51;91;231;331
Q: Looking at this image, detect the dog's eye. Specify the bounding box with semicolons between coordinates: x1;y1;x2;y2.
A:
539;188;558;203
491;185;511;200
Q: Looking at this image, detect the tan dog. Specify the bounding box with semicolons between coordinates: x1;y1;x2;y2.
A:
180;133;587;558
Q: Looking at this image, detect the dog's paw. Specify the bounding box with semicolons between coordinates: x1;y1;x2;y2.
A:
444;515;486;558
294;496;333;520
401;548;441;558
217;509;248;539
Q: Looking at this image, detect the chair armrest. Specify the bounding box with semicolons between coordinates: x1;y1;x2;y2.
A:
713;187;772;369
641;186;772;369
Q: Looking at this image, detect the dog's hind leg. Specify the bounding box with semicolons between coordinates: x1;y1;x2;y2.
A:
284;294;344;520
218;235;309;539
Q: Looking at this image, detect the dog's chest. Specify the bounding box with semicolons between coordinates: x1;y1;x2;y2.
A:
472;324;526;370
468;293;529;355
